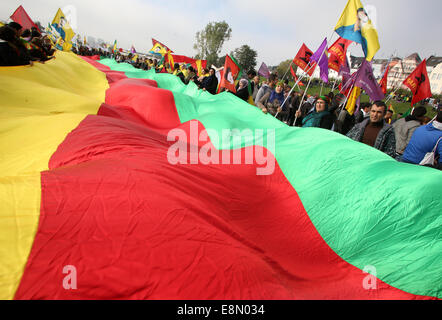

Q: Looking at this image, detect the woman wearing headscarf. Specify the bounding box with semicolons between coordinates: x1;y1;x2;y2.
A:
234;78;250;101
298;96;334;130
262;82;287;117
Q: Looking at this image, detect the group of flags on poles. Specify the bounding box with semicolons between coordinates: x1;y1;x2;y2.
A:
277;0;432;114
4;1;434;109
8;5;75;52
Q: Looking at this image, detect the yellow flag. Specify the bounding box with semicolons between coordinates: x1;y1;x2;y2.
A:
51;8;75;51
335;0;380;61
346;86;362;116
149;42;167;56
167;51;174;70
247;96;255;106
196;60;203;76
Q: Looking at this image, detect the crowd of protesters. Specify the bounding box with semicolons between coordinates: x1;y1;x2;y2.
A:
1;25;440;170
0;22;55;66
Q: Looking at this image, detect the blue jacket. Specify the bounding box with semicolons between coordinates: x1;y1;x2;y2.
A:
402;123;442;164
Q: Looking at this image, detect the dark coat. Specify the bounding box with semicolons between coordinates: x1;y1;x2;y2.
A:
201;75;218;95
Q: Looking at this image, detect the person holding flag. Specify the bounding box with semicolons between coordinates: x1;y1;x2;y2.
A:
296;96;334;130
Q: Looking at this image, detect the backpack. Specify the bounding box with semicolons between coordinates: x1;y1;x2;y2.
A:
419;137;442;166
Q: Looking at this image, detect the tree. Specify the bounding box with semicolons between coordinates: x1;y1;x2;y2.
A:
216;55;227;68
276;59;293;79
230;45;257;72
194;21;232;67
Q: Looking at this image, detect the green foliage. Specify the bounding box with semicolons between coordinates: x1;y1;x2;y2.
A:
216;55;227;68
193;21;232;67
230;45;257;72
276;59;292;79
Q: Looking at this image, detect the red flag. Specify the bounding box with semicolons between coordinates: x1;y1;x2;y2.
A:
219;55;240;93
328;37;352;72
290;65;305;86
379;66;390;94
403;60;432;106
170;54;207;74
293;44;316;76
10;5;39;31
152;38;173;53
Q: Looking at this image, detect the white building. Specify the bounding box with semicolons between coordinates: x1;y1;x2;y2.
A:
429;63;442;95
387;53;422;90
426;56;442;75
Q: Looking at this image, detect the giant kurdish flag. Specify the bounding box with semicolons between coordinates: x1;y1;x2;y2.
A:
0;52;440;300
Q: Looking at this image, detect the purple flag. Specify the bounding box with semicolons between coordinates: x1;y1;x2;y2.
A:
131;45;137;54
258;62;271;79
339;56;351;88
310;38;329;83
354;60;385;101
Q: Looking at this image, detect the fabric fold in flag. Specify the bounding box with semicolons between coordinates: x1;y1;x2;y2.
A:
1;54;441;300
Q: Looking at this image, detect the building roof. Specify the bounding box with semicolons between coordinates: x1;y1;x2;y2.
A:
349;55;365;69
404;53;422;63
426;56;442;67
372;59;388;65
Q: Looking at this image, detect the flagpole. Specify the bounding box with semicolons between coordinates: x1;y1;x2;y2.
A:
292;31;334;124
339;83;355;113
281;61;293;81
274;68;310;118
385;86;401;103
331;77;338;92
291;69;315;123
278;30;336;122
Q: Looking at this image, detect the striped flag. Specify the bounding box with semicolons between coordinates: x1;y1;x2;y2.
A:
0;52;440;300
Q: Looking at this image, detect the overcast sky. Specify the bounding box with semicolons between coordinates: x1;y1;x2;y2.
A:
1;0;441;66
